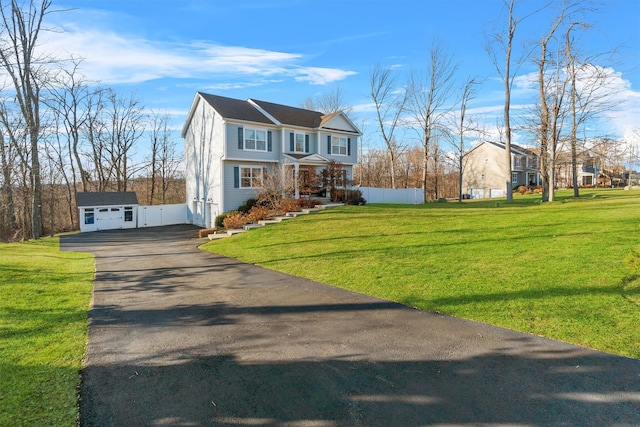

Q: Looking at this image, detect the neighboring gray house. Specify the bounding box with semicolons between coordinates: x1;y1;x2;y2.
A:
555;151;600;188
181;92;361;228
76;192;139;232
462;141;540;199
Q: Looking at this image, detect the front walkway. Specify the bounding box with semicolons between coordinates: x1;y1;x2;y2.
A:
62;225;640;426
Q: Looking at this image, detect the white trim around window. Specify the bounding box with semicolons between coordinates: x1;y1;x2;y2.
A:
511;172;518;184
240;165;263;188
244;128;267;151
331;135;348;156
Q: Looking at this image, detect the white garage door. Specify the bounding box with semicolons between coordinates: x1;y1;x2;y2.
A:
96;207;123;230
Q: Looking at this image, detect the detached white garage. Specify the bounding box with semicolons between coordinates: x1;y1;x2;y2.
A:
77;192;139;232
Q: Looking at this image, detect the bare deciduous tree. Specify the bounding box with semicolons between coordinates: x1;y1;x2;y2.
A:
450;76;480;201
370;63;408;189
300;84;352;116
0;0;54;238
408;42;457;201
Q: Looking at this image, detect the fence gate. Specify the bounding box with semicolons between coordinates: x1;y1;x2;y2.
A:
137;204;187;228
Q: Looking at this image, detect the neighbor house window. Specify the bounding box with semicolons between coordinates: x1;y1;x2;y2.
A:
514;156;523;168
512;172;518;184
84;209;94;225
240;166;263;188
582;176;593;186
331;136;348;156
244;128;267;151
124;207;133;222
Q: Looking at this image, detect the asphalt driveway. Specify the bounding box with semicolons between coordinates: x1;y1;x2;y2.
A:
61;225;640;426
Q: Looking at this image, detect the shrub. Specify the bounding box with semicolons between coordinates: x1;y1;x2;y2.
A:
198;228;217;238
257;191;282;210
222;211;248;229
436;198;447;203
331;189;366;205
279;198;302;213
214;214;227;228
516;185;529;195
246;205;272;223
237;198;257;214
300;198;321;208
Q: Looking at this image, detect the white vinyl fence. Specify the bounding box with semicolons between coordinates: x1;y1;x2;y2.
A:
137;204;187;228
357;187;425;204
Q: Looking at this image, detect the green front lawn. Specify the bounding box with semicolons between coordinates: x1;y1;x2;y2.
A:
204;189;640;359
0;237;94;426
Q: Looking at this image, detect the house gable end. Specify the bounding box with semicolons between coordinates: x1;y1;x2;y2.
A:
319;112;361;135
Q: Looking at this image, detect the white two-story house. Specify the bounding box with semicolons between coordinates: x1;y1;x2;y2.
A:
181;92;360;228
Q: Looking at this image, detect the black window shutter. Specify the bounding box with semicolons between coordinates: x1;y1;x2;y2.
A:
233;166;239;188
305;135;310;153
327;135;331;154
347;138;351;156
289;132;294;152
267;131;272;152
237;127;243;150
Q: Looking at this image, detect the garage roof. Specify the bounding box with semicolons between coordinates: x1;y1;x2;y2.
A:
76;192;139;207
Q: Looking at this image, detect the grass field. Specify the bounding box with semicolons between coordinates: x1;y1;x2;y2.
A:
204;189;640;359
0;237;94;426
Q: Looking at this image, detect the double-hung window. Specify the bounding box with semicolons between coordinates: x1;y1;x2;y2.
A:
295;133;305;152
240;166;263;188
331;136;348;156
511;172;518;184
244;128;267;151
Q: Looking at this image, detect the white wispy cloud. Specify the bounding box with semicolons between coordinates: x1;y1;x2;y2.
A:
40;23;356;86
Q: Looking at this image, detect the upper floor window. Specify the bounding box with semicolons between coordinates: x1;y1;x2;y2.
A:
514;156;523;168
527;157;537;168
332;136;348;156
295;133;305;152
244;128;267;151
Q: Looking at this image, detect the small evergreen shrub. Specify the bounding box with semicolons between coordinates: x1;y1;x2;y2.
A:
215;214;227;228
237;198;257;214
332;189;366;205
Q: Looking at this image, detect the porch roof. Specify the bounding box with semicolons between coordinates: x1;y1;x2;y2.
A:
284;153;330;164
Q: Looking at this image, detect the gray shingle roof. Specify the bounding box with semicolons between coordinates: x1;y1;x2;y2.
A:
76;192;139;207
198;92;274;124
249;98;324;128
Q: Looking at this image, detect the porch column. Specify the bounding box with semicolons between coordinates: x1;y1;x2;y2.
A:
281;166;287;199
294;163;300;199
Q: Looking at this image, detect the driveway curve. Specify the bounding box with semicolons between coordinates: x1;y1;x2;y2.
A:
61;225;640;426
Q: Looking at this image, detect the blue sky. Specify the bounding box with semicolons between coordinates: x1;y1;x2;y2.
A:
48;0;640;155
